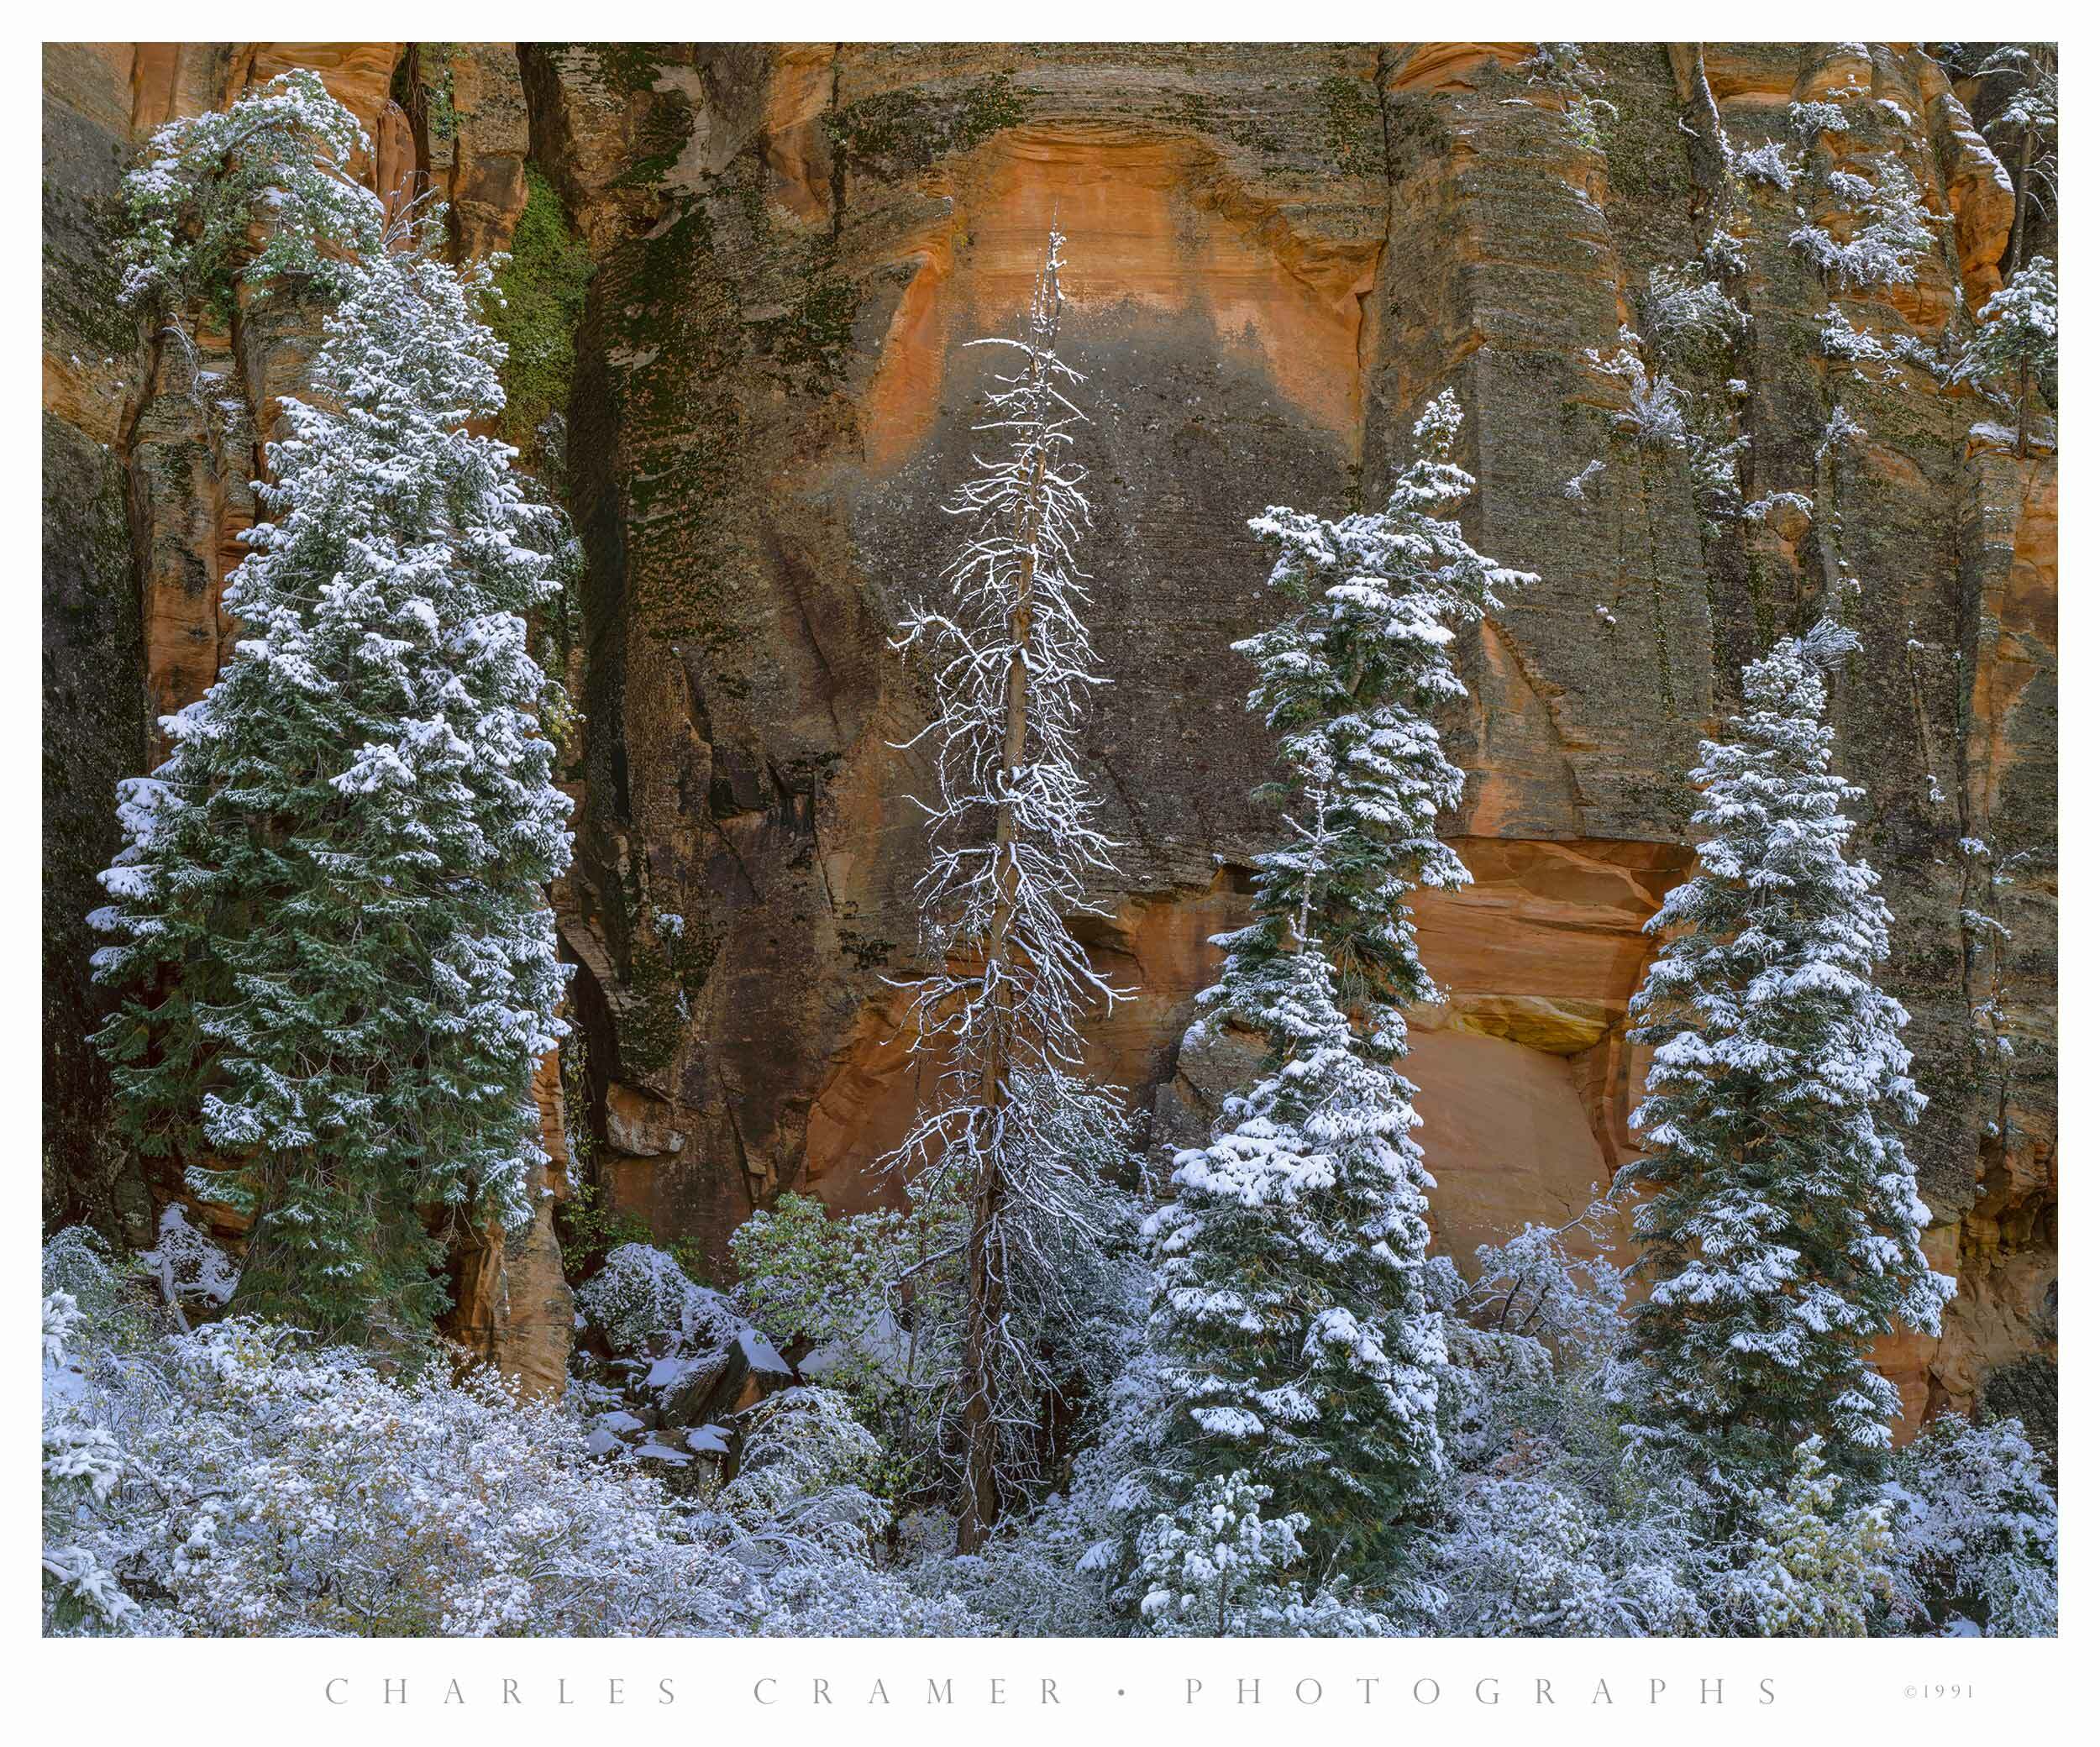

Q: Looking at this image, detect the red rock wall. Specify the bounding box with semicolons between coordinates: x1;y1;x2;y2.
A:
42;43;2055;1430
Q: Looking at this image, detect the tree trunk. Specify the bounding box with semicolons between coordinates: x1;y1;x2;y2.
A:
956;1155;1009;1551
956;311;1052;1556
2010;126;2033;275
1667;45;1731;237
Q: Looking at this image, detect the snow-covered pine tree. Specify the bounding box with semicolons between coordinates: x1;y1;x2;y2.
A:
1131;1470;1384;1637
118;70;381;340
90;79;572;1349
1970;45;2057;274
1956;255;2057;459
890;228;1131;1553
1142;392;1533;1592
1618;621;1954;1493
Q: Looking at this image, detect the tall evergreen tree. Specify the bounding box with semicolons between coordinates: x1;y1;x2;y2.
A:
91;78;572;1348
1618;621;1954;1493
1956;255;2057;459
890;228;1131;1551
1142;392;1532;1588
1971;45;2057;274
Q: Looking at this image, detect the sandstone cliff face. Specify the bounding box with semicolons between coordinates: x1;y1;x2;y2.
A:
42;43;2055;1430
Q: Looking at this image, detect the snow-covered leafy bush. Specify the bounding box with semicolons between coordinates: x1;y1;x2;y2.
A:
719;1387;888;1560
1441;1201;1627;1360
1788;101;1851;142
1625;273;1752;535
736;1088;1146;1532
40;1225;149;1352
1818;401;1867;459
577;1241;735;1356
1817;307;1950;379
732;1190;964;1509
1884;1414;2057;1636
1430;1214;1717;1639
1523;43;1618;150
733;1192;911;1364
1436;1465;1713;1638
1587;344;1689;451
42;1292;141;1634
1430;1204;1625;1474
41;1258;979;1637
1644;264;1746;372
1688;429;1751;534
1720;1437;1895;1636
1790;155;1942;291
1735;140;1800;189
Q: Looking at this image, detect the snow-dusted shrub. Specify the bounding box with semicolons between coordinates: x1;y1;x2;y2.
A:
721;1386;886;1554
1431;1219;1718;1639
1818;401;1867;459
1586;344;1690;451
40;1226;137;1327
1436;1202;1626;1365
1620;274;1751;535
1884;1414;2057;1637
41;1293;141;1634
1720;1437;1895;1636
1523;43;1618;149
1133;1472;1389;1638
733;1192;914;1362
1791;155;1942;291
41;1278;978;1638
1429;1201;1625;1474
1735;140;1800;189
1645;264;1746;370
948;1484;1129;1635
1688;429;1751;532
732;1190;963;1508
1788;101;1851;141
577;1241;735;1356
1436;1466;1713;1638
737;1097;1146;1532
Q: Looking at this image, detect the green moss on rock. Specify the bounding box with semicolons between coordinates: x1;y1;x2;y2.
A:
752;274;863;385
1320;72;1383;178
827;75;1029;179
488;168;595;453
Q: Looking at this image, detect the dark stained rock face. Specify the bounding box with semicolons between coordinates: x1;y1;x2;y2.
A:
42;42;2055;1424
